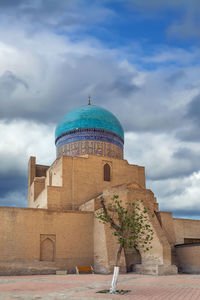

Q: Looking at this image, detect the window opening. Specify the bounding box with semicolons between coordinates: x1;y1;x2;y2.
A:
104;163;111;181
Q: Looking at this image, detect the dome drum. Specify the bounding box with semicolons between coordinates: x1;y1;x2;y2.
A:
55;128;124;149
56;140;123;159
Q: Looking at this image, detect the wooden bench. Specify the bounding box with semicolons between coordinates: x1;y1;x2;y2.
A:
75;266;94;274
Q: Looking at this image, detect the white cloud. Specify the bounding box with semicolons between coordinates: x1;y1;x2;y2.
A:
148;171;200;216
125;131;200;216
125;132;178;179
0;119;55;176
125;131;200;179
143;47;199;65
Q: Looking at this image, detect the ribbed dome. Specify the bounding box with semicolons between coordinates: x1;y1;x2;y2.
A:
55;105;124;141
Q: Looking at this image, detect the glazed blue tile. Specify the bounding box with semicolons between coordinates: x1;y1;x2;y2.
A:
55;129;124;149
55;105;124;141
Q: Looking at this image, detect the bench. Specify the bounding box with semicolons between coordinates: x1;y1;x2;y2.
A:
75;265;94;274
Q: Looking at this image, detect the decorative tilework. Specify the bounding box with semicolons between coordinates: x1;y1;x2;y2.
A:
55;128;124;150
57;140;123;159
55;105;124;141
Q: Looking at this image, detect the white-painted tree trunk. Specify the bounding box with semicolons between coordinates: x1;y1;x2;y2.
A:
110;266;119;293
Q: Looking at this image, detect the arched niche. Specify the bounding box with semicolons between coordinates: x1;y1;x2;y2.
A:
104;163;111;181
40;238;55;261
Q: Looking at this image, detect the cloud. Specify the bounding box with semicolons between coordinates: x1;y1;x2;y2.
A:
0;70;28;91
0;119;55;207
0;71;30;119
142;47;199;66
166;70;185;85
167;3;200;40
0;25;144;124
0;119;55;176
148;171;200;218
186;94;200;125
0;0;199;43
0;2;199;134
176;93;200;142
0;190;27;207
124;123;200;218
0;174;26;197
120;0;200;40
125;132;200;180
126;0;196;13
176;125;200;143
0;0;114;34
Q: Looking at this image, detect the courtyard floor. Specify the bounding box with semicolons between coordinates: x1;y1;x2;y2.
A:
0;273;200;299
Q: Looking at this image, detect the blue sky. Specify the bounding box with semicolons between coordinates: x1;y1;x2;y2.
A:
1;0;200;218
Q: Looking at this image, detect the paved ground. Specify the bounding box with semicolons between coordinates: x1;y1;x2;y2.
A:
0;273;200;300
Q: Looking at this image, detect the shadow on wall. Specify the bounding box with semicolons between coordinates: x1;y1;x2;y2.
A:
175;243;200;274
125;248;141;272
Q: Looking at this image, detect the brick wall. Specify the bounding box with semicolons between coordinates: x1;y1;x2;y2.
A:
175;244;200;273
173;218;200;244
0;207;93;274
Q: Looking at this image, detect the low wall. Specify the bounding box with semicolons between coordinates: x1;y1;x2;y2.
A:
175;243;200;273
0;207;94;275
173;218;200;244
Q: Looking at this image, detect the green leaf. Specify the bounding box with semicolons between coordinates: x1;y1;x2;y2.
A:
96;195;154;254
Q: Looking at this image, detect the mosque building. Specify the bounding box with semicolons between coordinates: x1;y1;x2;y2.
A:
0;101;200;275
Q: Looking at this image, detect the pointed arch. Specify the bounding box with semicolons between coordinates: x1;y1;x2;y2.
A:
104;163;111;181
40;238;55;261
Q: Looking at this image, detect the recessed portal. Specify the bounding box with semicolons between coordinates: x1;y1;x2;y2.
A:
104;163;111;181
40;234;55;261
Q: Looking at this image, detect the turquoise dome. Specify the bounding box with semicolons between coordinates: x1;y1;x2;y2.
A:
55;105;124;141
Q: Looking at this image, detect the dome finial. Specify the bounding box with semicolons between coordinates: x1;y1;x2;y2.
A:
88;95;91;105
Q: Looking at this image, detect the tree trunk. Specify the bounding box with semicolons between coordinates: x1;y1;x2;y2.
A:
110;243;123;294
115;243;123;266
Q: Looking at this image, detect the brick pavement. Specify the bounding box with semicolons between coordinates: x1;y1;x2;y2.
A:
0;273;200;300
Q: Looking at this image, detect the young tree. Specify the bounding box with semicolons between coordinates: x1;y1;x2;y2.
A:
96;195;154;294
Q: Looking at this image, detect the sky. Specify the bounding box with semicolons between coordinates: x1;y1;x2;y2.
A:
1;0;200;219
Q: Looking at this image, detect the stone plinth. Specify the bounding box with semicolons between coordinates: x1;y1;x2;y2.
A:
134;264;178;275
